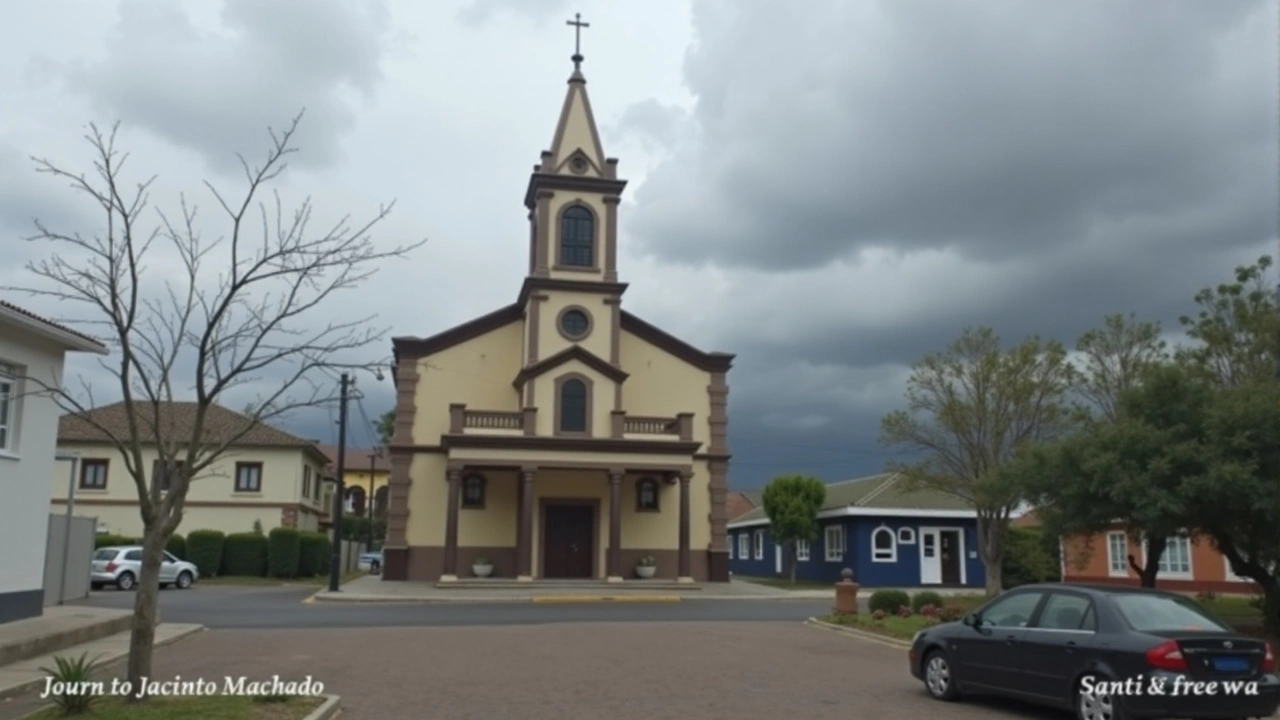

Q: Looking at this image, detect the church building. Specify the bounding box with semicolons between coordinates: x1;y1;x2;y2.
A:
381;46;734;584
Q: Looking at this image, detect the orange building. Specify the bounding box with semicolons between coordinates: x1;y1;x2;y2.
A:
1061;526;1261;594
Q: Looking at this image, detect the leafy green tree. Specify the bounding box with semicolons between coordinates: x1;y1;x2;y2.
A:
1072;313;1167;422
881;327;1075;596
760;475;826;584
1177;255;1278;387
376;408;395;446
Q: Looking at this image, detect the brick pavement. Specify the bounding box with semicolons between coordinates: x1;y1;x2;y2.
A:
1;623;1060;720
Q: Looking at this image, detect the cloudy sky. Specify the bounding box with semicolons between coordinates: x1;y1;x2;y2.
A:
1;0;1275;488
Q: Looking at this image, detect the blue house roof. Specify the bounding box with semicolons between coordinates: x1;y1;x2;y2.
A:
726;472;977;529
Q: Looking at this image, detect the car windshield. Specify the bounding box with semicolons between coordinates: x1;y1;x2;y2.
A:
1110;592;1231;632
93;549;117;560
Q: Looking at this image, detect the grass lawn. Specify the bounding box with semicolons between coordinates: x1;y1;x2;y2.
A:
29;695;323;719
734;576;833;591
1200;595;1263;620
201;570;365;587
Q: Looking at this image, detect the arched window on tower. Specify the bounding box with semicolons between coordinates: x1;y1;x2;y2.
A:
559;206;594;267
558;378;588;433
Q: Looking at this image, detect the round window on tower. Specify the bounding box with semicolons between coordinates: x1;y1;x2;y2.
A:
558;308;592;340
569;156;589;174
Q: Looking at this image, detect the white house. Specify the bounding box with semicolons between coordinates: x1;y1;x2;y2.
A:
0;300;107;623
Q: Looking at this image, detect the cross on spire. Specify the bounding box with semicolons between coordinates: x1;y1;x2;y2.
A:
566;12;589;69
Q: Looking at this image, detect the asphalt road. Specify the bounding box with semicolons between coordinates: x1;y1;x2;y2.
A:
71;585;833;628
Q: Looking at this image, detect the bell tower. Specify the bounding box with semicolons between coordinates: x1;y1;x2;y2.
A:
525;13;627;285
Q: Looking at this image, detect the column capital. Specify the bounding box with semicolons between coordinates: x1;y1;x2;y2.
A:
446;467;463;482
608;468;625;483
520;465;538;480
676;470;691;485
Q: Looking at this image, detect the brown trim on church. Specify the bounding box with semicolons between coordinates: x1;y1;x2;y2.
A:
603;196;620;282
384;353;422;573
517;277;628;308
552;372;594;437
620;311;735;373
534;190;553;276
449;459;694;475
394;304;522;359
512;344;629;389
552;201;602;273
525;174;628;210
555;304;595;342
707;368;731;577
526;293;546;365
387;444;446;454
442;433;700;455
604;297;621;365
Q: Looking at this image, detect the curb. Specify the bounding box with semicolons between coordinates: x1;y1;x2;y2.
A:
304;592;825;604
805;617;913;650
302;694;342;720
3;624;205;705
529;595;681;603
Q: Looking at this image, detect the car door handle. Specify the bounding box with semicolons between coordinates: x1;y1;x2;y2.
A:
1065;641;1077;654
1005;634;1017;644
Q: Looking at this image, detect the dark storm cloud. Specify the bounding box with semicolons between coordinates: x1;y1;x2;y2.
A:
627;0;1275;271
51;0;391;175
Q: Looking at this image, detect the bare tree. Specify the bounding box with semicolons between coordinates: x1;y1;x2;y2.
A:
1072;313;1167;422
880;327;1076;596
7;114;423;701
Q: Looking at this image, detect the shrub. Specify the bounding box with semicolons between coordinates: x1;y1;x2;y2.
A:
871;609;886;621
184;530;225;577
896;605;913;618
93;534;132;549
919;604;939;618
38;652;103;715
1196;590;1218;603
868;589;910;615
939;603;965;622
297;532;327;577
912;591;944;614
222;532;269;577
165;533;186;561
318;534;332;575
1002;527;1061;588
268;527;302;578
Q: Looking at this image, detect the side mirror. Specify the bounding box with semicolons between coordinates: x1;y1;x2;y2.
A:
962;613;978;627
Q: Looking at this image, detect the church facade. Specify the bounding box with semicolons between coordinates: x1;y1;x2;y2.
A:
382;56;733;583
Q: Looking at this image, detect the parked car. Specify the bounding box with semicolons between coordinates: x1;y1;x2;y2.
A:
90;546;200;591
358;551;383;573
908;583;1279;720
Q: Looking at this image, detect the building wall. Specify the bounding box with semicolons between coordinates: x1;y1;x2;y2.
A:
1062;530;1261;594
617;330;712;447
728;516;986;588
0;331;68;622
410;322;525;442
50;443;324;537
528;361;617;437
535;290;613;362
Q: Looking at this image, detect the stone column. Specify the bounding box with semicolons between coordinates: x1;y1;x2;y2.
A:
678;471;692;582
607;469;624;581
442;468;461;580
517;467;536;580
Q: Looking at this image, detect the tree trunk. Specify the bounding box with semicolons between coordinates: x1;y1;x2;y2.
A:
976;514;1006;597
124;527;166;702
1129;535;1165;588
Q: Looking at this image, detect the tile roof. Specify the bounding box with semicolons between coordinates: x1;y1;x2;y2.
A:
58;401;317;451
0;300;108;350
729;472;974;524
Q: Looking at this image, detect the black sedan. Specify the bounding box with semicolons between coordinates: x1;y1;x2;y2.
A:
908;583;1280;720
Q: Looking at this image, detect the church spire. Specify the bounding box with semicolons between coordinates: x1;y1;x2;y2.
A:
538;12;607;177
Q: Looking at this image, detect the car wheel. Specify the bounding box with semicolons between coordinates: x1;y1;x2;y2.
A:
176;572;194;589
1076;675;1124;720
922;649;960;701
116;572;136;591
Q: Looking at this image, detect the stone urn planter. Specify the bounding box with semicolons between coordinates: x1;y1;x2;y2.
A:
635;555;657;579
472;559;494;578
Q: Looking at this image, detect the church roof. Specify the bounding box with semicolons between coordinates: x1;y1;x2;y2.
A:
513;345;627;387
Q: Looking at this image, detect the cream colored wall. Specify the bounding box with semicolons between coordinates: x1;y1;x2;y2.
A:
618;330;713;447
411;321;524;443
555;88;602;168
458;469;518;546
404;454;449;547
536;288;612;361
343;469;389;493
529;360;617;437
55;502;314;538
547;193;608;283
52;443;318;505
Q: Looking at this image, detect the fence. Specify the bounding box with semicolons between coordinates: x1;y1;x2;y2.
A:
43;514;97;605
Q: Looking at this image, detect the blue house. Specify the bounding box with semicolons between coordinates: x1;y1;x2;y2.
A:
727;473;986;588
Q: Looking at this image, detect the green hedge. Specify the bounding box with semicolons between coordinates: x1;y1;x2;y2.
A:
912;591;944;613
165;533;186;560
318;533;332;576
340;513;386;550
94;534;135;549
186;530;225;577
268;528;301;578
868;589;911;615
298;532;328;577
221;532;268;577
1002;527;1061;588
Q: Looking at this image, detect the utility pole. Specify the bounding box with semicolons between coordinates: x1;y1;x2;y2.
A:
368;448;378;551
328;373;350;592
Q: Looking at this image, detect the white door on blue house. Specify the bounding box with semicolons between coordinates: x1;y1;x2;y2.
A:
919;529;942;584
774;544;783;574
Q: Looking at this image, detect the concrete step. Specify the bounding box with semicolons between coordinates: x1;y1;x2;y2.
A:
0;622;204;703
0;607;133;668
436;580;702;591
